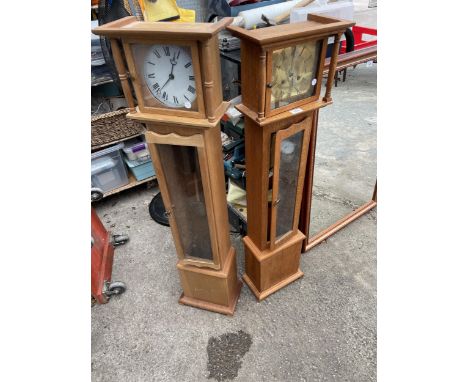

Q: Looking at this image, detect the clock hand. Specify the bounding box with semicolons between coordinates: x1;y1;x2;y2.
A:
160;69;175;91
289;70;295;96
160;54;178;92
170;50;178;70
160;76;171;92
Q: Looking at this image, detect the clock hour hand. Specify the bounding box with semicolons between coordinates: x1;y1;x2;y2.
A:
159;76;171;92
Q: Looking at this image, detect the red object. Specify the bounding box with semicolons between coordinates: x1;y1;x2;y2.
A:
91;208;115;304
340;25;377;54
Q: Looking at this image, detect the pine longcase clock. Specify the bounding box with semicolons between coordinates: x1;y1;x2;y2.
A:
228;14;354;300
93;17;242;315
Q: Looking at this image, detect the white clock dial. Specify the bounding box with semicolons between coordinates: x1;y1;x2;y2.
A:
143;44;197;109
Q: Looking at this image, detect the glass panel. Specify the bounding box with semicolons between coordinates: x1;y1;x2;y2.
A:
275;130;304;239
156;144;213;261
131;43;198;111
309;65;377;237
220;51;241;101
270;40;322;110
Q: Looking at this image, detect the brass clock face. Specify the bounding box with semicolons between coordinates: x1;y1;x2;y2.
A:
132;44;197;110
270;40;322;110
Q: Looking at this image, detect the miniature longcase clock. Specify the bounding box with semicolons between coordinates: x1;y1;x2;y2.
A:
93;17;242;315
227;14;354;300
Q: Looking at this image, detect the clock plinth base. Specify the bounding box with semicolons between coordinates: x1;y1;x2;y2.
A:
179;279;242;316
243;231;305;301
176;247;242;315
242;270;304;301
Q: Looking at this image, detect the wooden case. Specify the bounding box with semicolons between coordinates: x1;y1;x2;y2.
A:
93;18;242;315
227;14;354;300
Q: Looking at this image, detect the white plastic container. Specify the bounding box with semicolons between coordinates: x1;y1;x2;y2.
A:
237;0;305;29
91;143;129;193
290;0;354;24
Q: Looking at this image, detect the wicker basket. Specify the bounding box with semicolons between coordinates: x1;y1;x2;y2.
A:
91;108;145;150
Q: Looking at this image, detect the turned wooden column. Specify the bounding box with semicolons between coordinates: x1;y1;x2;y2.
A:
323;33;343;103
110;38;136;113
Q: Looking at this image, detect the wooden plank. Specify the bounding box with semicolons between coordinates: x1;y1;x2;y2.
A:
305;200;377;251
323;46;377;73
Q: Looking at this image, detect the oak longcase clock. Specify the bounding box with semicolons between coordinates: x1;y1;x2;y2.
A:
93;17;242;315
228;14;354;300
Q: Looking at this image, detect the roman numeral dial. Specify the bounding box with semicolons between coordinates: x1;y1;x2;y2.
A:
142;44;197;109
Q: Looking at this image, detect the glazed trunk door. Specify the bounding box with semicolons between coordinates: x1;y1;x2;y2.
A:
269;117;312;249
145;131;220;269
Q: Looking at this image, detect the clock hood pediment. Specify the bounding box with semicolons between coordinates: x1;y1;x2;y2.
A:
93;16;233;41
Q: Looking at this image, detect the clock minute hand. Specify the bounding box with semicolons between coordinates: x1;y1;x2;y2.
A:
169;60;177;75
160;58;178;91
159;51;180;93
168;51;179;77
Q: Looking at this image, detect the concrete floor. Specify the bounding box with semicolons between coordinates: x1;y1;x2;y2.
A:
92;67;376;382
310;66;376;235
92;7;377;382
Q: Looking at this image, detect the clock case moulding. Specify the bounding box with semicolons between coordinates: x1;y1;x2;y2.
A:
227;14;355;301
92;17;242;316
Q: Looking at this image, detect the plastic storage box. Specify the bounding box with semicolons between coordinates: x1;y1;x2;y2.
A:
290;0;354;23
124;157;156;181
91;143;129;193
123;138;151;162
290;0;353;56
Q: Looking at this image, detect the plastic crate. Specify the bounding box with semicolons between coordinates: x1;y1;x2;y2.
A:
124;157;156;181
122;138;151;162
290;0;354;23
91;143;129;193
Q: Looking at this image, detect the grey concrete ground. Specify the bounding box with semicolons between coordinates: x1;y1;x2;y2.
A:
353;0;377;28
92;65;376;382
92;6;377;382
310;65;376;235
